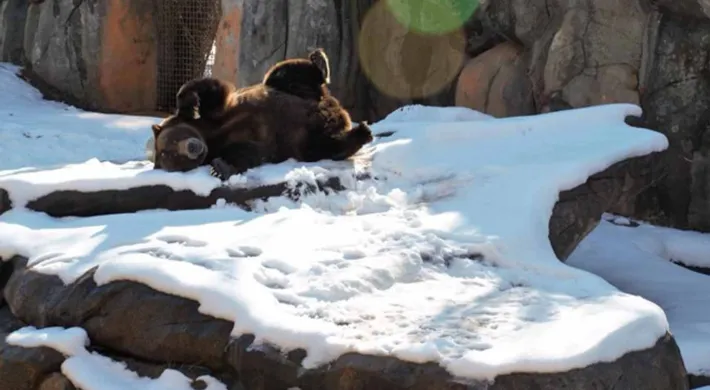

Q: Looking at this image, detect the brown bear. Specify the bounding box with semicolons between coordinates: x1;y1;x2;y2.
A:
151;76;373;179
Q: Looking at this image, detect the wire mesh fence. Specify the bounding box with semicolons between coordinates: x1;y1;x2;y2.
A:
154;0;222;112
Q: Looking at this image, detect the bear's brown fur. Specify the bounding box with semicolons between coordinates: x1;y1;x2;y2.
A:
262;48;331;101
152;77;372;178
175;48;330;122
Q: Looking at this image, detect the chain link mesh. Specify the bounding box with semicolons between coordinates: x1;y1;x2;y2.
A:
154;0;222;112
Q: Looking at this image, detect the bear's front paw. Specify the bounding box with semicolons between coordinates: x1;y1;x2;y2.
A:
353;121;374;143
209;157;235;181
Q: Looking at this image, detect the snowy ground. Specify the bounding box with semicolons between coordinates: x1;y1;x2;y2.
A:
0;63;698;387
0;64;150;170
569;214;710;377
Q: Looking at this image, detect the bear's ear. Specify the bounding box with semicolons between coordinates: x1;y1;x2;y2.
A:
151;124;162;137
309;48;330;84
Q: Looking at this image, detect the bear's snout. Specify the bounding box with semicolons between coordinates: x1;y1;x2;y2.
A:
178;137;206;160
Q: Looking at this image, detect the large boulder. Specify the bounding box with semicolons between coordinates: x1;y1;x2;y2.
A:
22;0;158;113
454;41;535;117
454;0;710;232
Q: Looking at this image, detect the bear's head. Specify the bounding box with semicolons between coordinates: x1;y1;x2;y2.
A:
150;115;208;172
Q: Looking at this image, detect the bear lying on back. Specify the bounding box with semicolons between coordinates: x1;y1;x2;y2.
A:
151;76;372;179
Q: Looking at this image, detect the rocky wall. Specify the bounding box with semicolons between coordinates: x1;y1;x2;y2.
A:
454;0;710;232
1;0;158;113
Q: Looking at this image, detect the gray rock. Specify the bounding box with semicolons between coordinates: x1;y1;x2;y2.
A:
652;0;710;20
0;0;29;64
229;333;686;390
643;15;710;231
23;0;101;108
0;306;66;390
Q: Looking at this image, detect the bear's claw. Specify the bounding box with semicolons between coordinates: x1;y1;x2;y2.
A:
209;157;237;181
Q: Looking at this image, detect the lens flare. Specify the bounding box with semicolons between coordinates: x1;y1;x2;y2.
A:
385;0;479;35
358;1;467;100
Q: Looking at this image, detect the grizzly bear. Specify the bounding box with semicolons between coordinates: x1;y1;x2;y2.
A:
151;76;372;179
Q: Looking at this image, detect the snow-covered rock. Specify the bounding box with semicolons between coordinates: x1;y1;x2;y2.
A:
0;98;691;389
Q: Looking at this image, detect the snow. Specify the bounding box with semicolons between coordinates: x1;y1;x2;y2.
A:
5;326;227;390
568;214;710;376
0;69;676;382
0;64;151;171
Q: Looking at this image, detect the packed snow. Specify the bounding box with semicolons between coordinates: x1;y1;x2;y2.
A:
5;326;227;390
569;214;710;376
0;70;675;382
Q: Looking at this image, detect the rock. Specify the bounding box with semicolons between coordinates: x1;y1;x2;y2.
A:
0;176;347;218
643;15;710;231
0;307;66;390
689;373;710;389
0;0;28;64
230;333;686;390
87;347;241;388
464;0;710;233
22;0;158;113
0;294;239;389
37;374;76;390
0;259;12;307
550;153;663;260
652;0;710;20
4;256;234;370
541;0;645;110
462;7;506;58
454;42;535;118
